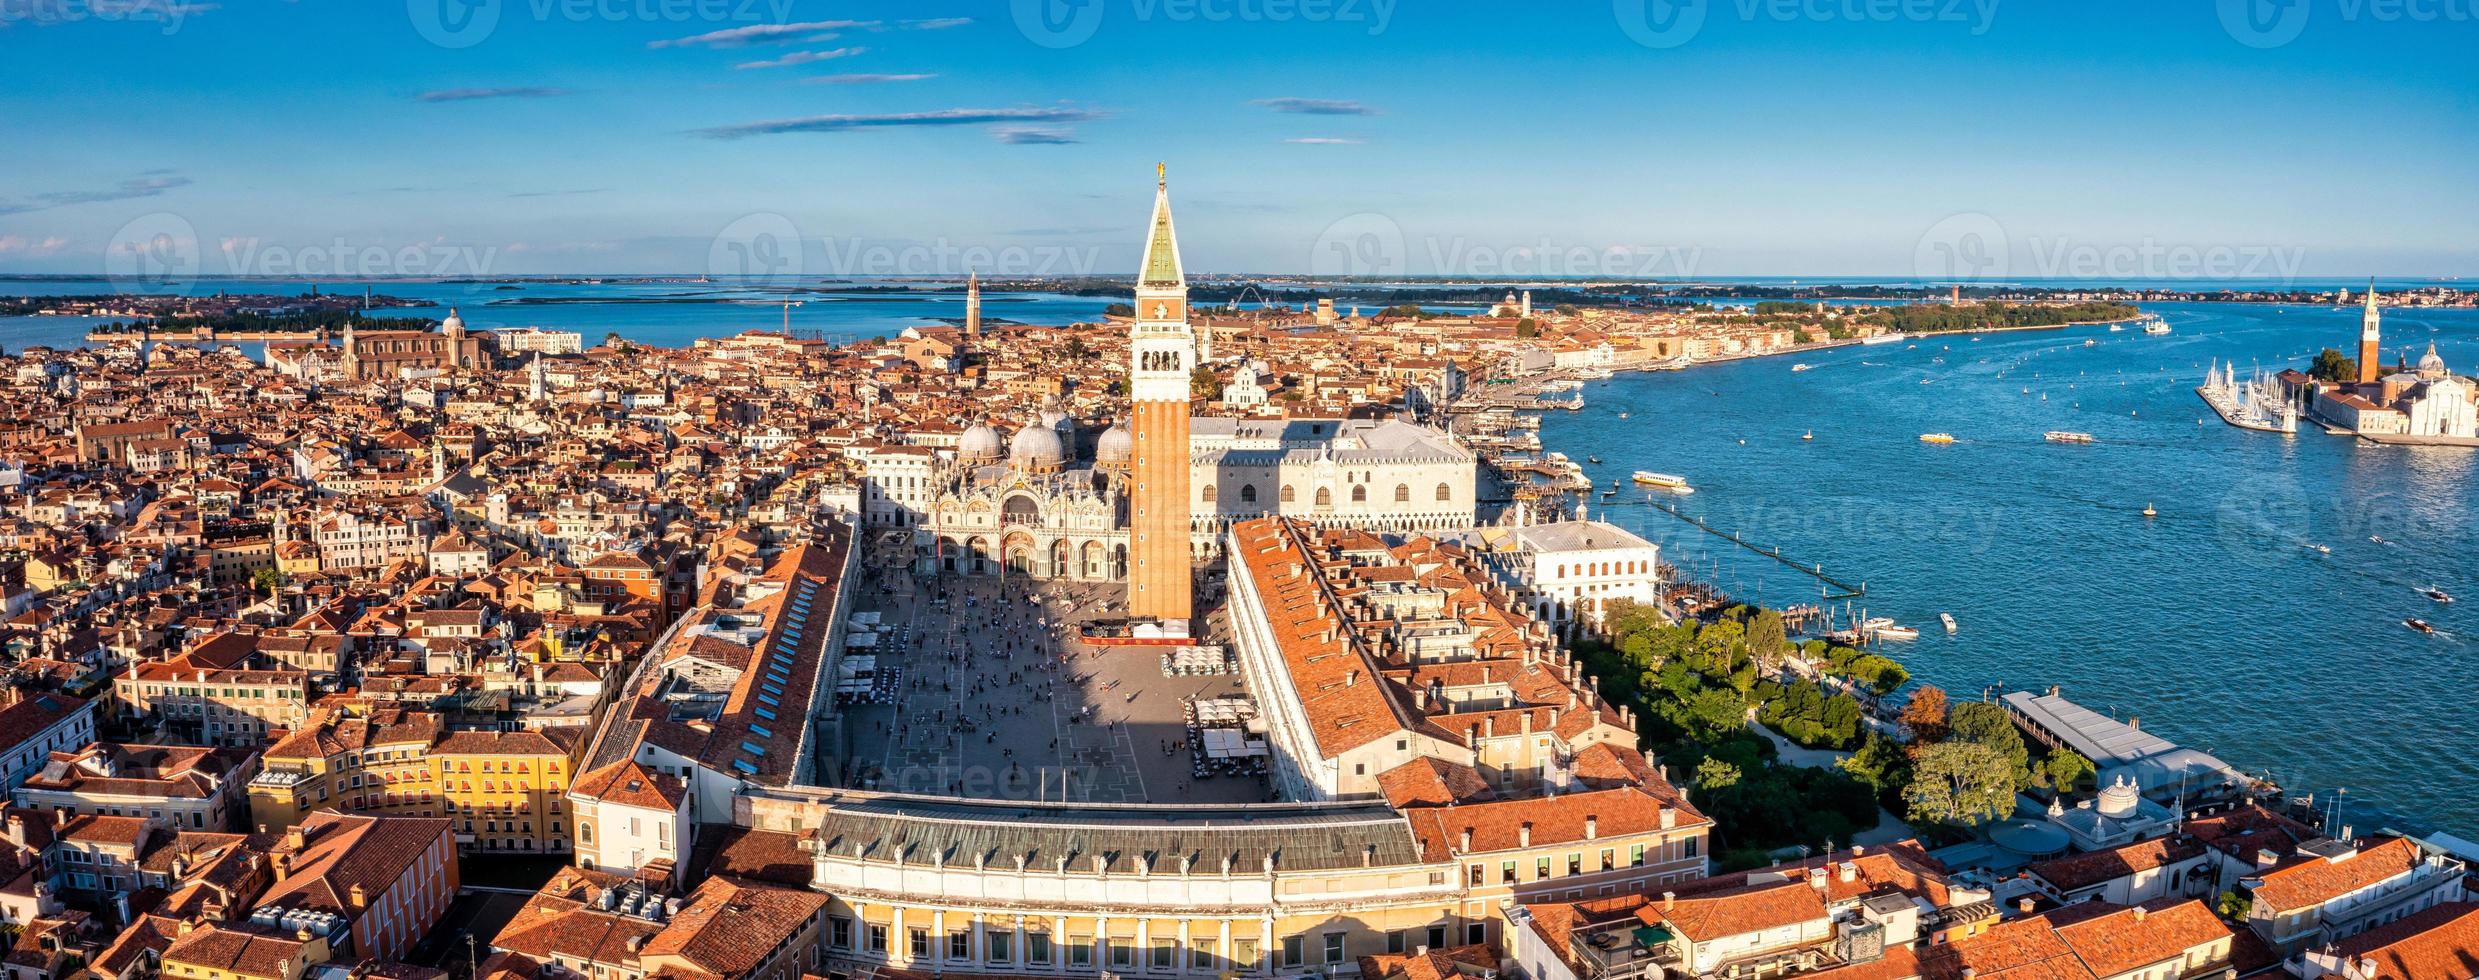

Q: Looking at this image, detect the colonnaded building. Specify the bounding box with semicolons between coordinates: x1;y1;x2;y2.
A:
564;172;1710;980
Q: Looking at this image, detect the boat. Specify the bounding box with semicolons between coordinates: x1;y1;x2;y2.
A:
2406;618;2436;635
2109;323;2125;332
2083;339;2098;347
2310;544;2331;554
1792;363;1814;373
1861;617;1920;641
1631;471;1694;494
1618;411;1630;419
1586;456;1601;465
2142;503;2158;518
1939;613;1958;634
2142;316;2172;335
1862;333;1906;346
1919;433;1956;444
2044;431;2096;444
2423;586;2454;604
1801;430;1814;441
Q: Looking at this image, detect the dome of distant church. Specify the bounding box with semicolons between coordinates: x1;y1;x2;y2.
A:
1012;423;1067;470
441;308;465;333
1095;424;1133;463
2419;342;2449;377
959;423;1005;462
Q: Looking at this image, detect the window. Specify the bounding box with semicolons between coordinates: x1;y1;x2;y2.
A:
1537;857;1552;880
909;929;930;959
1468;864;1484;886
1500;861;1516;884
1192;943;1216;969
987;932;1012;962
1351;485;1367;503
1436;482;1453;501
1394;483;1410;502
1630;844;1645;867
830;917;853;950
1569;853;1583;876
1427;926;1448;950
1281;937;1305;968
1069;936;1092;967
1322;933;1345;964
1467;923;1487;945
1601;848;1616;872
1387;930;1406;954
1027;932;1051;965
1240;484;1258;503
1151;941;1174;969
1108;940;1132;968
1201;484;1218;504
1315;487;1332;507
1234;939;1259;972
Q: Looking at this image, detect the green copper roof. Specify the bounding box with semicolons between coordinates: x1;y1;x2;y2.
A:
1140;193;1183;287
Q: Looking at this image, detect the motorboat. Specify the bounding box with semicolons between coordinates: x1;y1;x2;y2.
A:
2044;431;2095;444
1919;433;1956;444
1792;363;1814;373
2406;618;2436;635
1939;613;1958;634
2423;586;2454;604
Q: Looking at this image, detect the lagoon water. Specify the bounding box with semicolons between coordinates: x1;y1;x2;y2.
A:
1545;302;2479;836
6;278;2475;835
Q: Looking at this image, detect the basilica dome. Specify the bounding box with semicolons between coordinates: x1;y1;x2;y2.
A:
1095;424;1133;465
1011;423;1067;471
959;423;1004;463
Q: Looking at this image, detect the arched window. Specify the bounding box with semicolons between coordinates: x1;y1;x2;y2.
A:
1351;485;1367;504
1240;484;1259;504
1435;483;1453;501
1393;484;1411;503
1315;487;1333;507
579;823;593;844
1281;485;1297;503
1202;484;1218;504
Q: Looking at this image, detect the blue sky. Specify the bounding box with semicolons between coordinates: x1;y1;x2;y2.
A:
2;0;2474;278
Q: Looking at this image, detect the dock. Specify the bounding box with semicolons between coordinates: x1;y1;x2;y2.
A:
1621;499;1866;599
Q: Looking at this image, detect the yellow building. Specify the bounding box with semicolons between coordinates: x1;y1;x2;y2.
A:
162;921;333;980
248;706;584;855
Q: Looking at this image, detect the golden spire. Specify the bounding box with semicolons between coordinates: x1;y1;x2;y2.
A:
1157;162;1166;189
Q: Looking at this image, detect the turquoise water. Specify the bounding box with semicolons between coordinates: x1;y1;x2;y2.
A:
0;278;1118;351
1546;302;2479;836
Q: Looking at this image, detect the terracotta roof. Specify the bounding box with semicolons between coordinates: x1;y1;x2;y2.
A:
2250;836;2427;914
2328;901;2479;980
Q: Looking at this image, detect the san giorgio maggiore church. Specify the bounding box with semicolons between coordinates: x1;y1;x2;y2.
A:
2296;287;2479;444
859;173;1481;582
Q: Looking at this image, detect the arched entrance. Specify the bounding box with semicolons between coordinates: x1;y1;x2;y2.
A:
1081;540;1105;579
966;536;993;575
1049;539;1070;579
1003;532;1037;576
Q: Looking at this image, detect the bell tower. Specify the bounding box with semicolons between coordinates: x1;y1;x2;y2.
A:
2357;280;2382;385
1127;164;1195;624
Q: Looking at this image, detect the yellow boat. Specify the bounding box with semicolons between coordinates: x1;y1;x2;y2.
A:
1919;433;1956;444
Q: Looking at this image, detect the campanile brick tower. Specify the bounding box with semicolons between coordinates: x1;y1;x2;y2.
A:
1128;164;1194;624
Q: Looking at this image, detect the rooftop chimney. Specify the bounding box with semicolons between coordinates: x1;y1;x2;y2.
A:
1518;822;1533;847
1661;891;1675;911
2016;897;2035;914
2131;905;2147;923
1585;816;1598;840
1460;828;1474;852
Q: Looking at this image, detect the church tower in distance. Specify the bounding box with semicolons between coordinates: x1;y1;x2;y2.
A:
1128;164;1195;624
